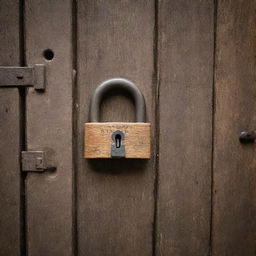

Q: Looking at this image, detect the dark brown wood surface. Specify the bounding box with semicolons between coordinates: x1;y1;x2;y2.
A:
212;1;256;255
156;1;214;255
0;1;21;255
1;1;256;254
77;1;155;255
25;1;74;255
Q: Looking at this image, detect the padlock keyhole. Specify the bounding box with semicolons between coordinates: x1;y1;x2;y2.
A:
115;134;122;148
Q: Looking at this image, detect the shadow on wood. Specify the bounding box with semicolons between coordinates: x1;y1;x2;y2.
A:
87;159;148;175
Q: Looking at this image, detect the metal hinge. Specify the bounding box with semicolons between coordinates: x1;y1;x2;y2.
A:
21;151;55;172
0;64;45;90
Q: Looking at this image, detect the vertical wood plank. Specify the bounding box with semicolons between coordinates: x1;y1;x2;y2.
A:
212;1;256;255
0;1;21;255
157;1;214;255
77;1;155;255
25;1;74;255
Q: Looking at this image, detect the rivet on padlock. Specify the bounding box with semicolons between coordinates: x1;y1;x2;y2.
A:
84;78;151;159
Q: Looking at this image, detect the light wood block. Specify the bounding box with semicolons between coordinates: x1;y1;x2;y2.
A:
84;122;151;158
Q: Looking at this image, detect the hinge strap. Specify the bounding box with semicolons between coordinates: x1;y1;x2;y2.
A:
21;151;55;172
0;64;45;90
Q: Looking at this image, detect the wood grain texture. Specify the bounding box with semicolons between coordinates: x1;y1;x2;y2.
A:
212;1;256;255
25;1;74;255
77;0;155;255
156;1;214;255
0;1;21;255
85;123;151;158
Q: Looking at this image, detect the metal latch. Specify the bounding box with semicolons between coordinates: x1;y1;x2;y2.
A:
0;64;45;90
21;151;55;172
239;130;256;143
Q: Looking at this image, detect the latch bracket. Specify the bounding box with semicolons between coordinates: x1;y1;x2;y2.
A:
0;64;45;90
21;151;54;172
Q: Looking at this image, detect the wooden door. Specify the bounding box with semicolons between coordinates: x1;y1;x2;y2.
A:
0;1;255;256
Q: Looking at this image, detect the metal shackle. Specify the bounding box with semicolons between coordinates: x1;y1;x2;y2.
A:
90;78;146;122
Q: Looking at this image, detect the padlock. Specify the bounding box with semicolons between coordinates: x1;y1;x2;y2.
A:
84;78;151;159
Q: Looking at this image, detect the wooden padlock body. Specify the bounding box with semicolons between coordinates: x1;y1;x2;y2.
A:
84;122;151;158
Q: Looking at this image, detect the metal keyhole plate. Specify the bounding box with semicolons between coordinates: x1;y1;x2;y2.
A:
111;130;125;158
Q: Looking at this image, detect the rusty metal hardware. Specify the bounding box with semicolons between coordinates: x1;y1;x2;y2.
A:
239;130;256;143
0;64;45;90
111;130;125;158
90;78;146;122
21;151;55;172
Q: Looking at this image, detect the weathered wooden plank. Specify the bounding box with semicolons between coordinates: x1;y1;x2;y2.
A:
156;1;214;255
212;1;256;255
77;0;155;255
25;1;74;255
0;1;21;255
